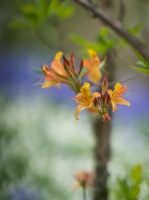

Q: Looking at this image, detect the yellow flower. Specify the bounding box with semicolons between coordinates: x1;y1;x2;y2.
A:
41;52;69;88
74;82;101;120
107;83;130;112
41;66;60;88
83;49;106;83
51;52;69;77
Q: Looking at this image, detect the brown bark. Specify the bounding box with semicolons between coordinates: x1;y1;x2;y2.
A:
92;49;115;200
93;119;111;200
91;0;115;198
73;0;149;62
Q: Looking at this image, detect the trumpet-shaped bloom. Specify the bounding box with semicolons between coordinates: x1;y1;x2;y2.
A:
41;66;60;88
51;52;68;77
74;82;101;120
41;52;69;88
83;49;106;83
107;83;130;112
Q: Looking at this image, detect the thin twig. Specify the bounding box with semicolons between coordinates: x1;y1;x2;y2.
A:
73;0;149;61
93;74;148;87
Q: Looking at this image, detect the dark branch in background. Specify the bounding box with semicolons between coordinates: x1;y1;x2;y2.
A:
73;0;149;61
119;0;125;22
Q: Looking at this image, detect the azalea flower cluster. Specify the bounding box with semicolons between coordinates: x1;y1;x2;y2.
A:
75;78;130;122
37;49;130;122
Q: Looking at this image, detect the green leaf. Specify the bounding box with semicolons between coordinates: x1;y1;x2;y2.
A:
129;66;149;74
37;0;46;10
117;178;129;195
136;61;148;68
21;5;39;26
46;0;73;20
127;23;142;36
134;49;149;68
21;5;37;16
70;35;97;49
96;27;114;51
130;186;140;197
98;26;108;38
36;0;48;18
9;19;31;29
57;6;73;19
131;165;142;182
47;0;59;14
70;35;110;54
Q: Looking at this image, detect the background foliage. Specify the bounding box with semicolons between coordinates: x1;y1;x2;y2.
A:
0;0;149;200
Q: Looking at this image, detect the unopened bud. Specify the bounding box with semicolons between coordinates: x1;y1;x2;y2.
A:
93;97;99;107
70;52;75;69
63;55;70;67
102;76;108;95
100;94;105;101
105;94;111;107
78;60;83;76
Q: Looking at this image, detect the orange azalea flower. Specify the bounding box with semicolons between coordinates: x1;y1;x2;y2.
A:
107;83;130;112
83;49;106;83
41;52;69;88
74;82;101;120
41;66;60;88
73;171;95;188
51;51;69;77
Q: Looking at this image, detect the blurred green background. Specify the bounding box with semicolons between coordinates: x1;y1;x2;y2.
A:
0;0;149;199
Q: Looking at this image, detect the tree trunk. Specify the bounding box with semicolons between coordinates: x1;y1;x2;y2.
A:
92;0;116;196
93;119;111;200
92;49;115;200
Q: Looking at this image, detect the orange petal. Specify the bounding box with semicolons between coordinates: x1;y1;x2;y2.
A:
74;93;89;105
90;92;101;100
52;60;68;77
74;104;87;120
117;86;127;96
42;81;59;88
88;68;102;83
111;101;117;112
113;98;130;106
83;60;91;68
113;83;127;97
86;107;99;114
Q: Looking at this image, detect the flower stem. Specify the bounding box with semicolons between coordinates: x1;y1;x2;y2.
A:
82;182;86;200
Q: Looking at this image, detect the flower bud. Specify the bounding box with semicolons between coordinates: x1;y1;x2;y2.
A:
93;97;99;107
77;59;83;76
102;76;108;95
105;94;111;107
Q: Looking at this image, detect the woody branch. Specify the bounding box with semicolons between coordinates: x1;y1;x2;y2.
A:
73;0;149;62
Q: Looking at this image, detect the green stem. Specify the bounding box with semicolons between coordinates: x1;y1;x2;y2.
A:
82;183;86;200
